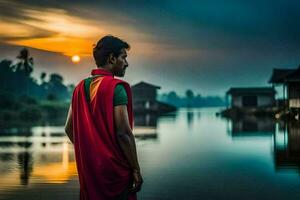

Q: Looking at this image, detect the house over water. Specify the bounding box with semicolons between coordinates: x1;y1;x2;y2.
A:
226;87;276;108
269;65;300;110
132;81;176;114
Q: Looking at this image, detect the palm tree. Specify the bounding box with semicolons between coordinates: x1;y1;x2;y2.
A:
15;48;33;75
12;48;34;95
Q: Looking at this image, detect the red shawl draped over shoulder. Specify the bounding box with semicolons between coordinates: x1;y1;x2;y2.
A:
72;68;136;200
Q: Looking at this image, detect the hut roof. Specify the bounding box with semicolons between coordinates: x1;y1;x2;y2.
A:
131;81;161;89
269;65;300;83
285;67;300;82
226;87;276;95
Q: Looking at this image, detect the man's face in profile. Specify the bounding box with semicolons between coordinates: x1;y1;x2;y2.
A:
112;48;128;77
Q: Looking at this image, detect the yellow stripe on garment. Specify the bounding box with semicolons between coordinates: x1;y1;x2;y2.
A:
90;76;104;102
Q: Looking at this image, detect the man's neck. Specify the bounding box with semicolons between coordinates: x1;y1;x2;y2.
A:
98;66;112;74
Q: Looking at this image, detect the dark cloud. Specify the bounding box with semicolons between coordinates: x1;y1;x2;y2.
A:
4;0;300;50
0;1;59;41
0;0;299;96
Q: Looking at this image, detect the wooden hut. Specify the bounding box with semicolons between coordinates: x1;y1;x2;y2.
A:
131;81;176;113
269;65;300;110
131;81;160;112
226;87;276;108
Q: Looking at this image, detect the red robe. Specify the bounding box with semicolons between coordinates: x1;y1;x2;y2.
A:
72;68;136;200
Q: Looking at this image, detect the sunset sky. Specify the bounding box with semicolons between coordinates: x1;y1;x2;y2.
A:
0;0;299;96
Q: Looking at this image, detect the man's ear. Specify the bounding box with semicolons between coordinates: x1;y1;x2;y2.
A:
108;53;117;64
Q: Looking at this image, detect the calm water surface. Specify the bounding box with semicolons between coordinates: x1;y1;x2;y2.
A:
0;107;300;200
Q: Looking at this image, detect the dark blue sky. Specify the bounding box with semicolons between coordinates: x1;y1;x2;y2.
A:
0;0;299;96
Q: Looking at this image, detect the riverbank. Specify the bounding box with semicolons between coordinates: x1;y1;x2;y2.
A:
0;99;69;128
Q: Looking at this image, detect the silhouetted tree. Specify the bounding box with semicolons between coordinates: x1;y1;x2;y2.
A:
0;60;14;93
14;48;33;75
40;72;46;83
47;73;69;100
158;90;225;107
0;48;73;101
185;89;194;107
9;48;36;96
166;91;182;107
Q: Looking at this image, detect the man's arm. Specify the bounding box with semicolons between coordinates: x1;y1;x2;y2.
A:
65;104;73;143
114;105;143;192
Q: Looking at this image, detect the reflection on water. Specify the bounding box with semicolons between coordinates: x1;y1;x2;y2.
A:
274;121;300;173
133;113;176;141
228;116;300;174
0;126;77;199
134;114;159;140
18;151;33;185
0;108;300;200
187;109;194;127
228;116;275;137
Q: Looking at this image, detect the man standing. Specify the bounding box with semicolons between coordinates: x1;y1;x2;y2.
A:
65;35;143;200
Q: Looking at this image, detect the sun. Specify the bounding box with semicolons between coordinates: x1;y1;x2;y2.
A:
71;55;80;63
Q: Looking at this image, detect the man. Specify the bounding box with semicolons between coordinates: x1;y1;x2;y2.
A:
65;35;143;200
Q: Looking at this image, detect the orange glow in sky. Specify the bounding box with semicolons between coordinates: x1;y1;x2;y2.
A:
8;36;93;57
1;6;181;61
2;8;105;57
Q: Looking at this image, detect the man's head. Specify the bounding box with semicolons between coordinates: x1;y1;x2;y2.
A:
93;35;130;77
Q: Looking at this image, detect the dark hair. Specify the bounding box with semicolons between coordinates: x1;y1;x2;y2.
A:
93;35;130;67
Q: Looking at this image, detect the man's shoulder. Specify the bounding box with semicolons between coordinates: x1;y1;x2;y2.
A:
73;80;85;92
112;77;128;83
111;78;130;87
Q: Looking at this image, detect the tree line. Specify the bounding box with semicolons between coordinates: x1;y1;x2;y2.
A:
0;48;73;101
0;48;72;126
158;89;226;107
